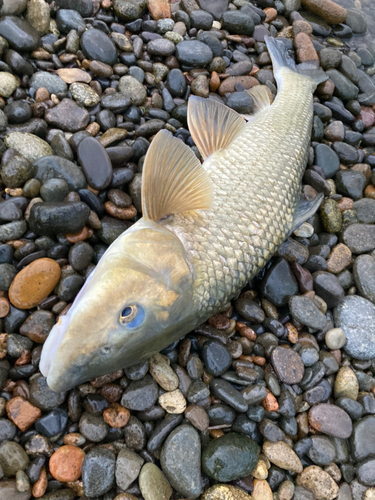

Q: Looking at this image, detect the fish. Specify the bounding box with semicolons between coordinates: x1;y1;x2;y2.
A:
40;37;327;392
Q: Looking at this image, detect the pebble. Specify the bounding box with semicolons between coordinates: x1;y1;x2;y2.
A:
301;0;347;24
34;155;86;191
78;136;113;190
353;254;375;304
201;484;252;500
297;466;339;500
160;425;201;499
29;71;67;94
263;441;303;473
289;295;327;329
6;396;41;431
119;75;147;105
139;463;172;500
159;389;187;414
351;416;375;461
29;202;90;236
4;133;52;163
0;440;29;476
121;375;158;411
80;28;117;65
261;258;299;307
0;16;40;51
271;346;305;384
8;258;61;309
115;448;144;491
334;295;375;360
49;445;85;482
149;353;179;391
325;327;346;349
45;99;90;132
176;40;213;66
26;0;50;35
82;447;115;497
70;82;100;107
334;366;359;400
201;340;232;376
308;403;352;438
326;244;352;274
252;479;273;500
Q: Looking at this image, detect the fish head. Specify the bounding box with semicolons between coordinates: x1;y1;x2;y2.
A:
40;219;195;392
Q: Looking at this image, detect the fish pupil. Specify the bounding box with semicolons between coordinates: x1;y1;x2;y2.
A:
121;306;133;318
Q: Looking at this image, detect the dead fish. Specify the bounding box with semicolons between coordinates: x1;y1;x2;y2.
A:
40;37;326;392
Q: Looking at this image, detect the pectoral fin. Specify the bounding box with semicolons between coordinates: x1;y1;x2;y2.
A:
141;129;214;222
247;85;273;113
187;95;246;160
290;192;324;235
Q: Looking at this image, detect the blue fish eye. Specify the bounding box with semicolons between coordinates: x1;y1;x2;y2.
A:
119;304;145;329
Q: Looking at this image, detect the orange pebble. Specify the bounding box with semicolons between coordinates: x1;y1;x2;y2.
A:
66;226;93;243
286;322;298;344
104;201;137;220
0;297;10;318
262;390;279;411
252;356;266;366
6;397;41;431
49;445;86;482
365;184;375;199
210;71;220;92
86;122;100;136
239;326;256;341
209;429;224;438
103;403;130;428
264;7;277;22
32;467;47;498
0;333;7;359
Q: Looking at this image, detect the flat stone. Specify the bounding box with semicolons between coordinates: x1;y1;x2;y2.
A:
6;396;41;431
263;441;303;473
4;133;52;163
78;137;112;190
121;375;158;411
300;0;347;24
0;480;31;500
202;432;259;482
45;99;90;132
334;295;375;360
308;404;352;438
271;346;305;385
30;71;67;94
26;0;50;35
34;156;86;191
297;466;339;500
82;448;115;497
9;258;61;309
80;28;117;65
160;425;201;499
0;16;40;51
139;463;172;500
56;68;91;84
353;254;375;304
219;76;258;95
261;258;299;307
0;440;29;476
115;448;144;491
351;416;375;461
198;0;228;19
118;75;147;106
0;72;18;98
175;40;213;66
29;202;90;236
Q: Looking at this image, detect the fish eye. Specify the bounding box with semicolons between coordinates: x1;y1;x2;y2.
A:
119;304;145;329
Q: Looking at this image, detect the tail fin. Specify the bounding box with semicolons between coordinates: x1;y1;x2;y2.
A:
265;36;328;88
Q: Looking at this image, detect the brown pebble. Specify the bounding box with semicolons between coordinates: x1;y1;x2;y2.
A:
90;370;123;387
239;326;257;341
89;60;114;78
293;20;313;35
202;484;252;500
297;466;339;500
301;0;347;24
209;429;224;438
56;68;91;84
6;396;42;431
32;467;47;498
264;7;277;22
253;479;273;500
365;185;375;199
147;0;171;20
49;445;85;482
0;297;10;318
308;403;352;438
99;128;128;147
103;403;130;428
185;404;210;431
8;258;61;309
317;79;335;99
15;350;31;366
210;71;220;92
326;243;352;274
337;197;353;211
66;226;93;243
219;76;258;95
98;383;123;402
108;189;132;208
271;346;305;384
208;313;230;330
294;32;319;64
63;433;86;446
286;323;298;344
0;333;7;359
86;122;100;136
35;87;50;102
104;201;137;220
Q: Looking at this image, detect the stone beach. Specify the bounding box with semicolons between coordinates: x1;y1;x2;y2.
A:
0;0;375;498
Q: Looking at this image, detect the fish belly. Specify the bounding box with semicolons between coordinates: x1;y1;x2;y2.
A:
166;71;314;317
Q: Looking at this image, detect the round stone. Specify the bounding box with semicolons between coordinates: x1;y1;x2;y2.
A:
201;340;232;376
353;254;375;304
49;445;85;482
334;366;359;400
325;328;346;350
118;75;147;106
4;132;52;163
351;416;375;462
29;71;67;94
9;258;61;309
0;72;18;98
82;448;116;497
297;466;339;500
175;40;213;66
308;404;353;438
78;136;113;190
115;448;144;490
139;463;172;500
0;16;40;51
80;29;117;66
40;178;70;202
70;82;100;107
263;441;303;473
160;425;201;499
271;346;305;384
202;485;252;500
0;441;29;476
202;432;259;482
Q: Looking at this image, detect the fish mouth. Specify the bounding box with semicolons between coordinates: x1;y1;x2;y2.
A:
40;315;70;378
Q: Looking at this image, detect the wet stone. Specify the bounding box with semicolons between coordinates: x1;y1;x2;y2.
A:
201;340;231;376
35;408;68;438
121;374;158;411
334;295;375;360
289;295;327;330
160;425;201;499
0;440;29;476
82;447;115;497
261;258;299;307
297;465;339;500
115;448;144;491
335;170;366;200
263;441;303;473
78;136;113;190
29;71;67;94
6;396;41;431
45;99;90;133
118;75;147;106
5;133;52;163
353;255;375;304
202;432;259;482
81;29;117;65
34;156;87;191
210;379;248;412
351;416;375;461
139;463;172;500
271;346;305;385
307;435;336;466
222;11;254;35
49;445;85;482
176;40;213;66
29;374;66;410
308;404;352;438
79;412;108;442
0;16;40;51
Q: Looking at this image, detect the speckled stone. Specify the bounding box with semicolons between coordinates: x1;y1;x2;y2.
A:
308;404;352;438
4;132;52;163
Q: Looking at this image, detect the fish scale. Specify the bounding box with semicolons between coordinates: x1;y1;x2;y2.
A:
166;71;313;316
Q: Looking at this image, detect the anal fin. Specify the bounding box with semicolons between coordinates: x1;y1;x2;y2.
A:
247;85;273;113
187;95;246;160
141;130;214;222
289;192;324;235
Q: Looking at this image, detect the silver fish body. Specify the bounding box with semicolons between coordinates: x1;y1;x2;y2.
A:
40;38;325;392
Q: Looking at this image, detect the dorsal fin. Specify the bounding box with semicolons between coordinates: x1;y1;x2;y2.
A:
141;129;214;222
247;85;273;113
187;95;246;160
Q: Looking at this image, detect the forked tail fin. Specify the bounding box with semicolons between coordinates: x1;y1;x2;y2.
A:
265;36;328;89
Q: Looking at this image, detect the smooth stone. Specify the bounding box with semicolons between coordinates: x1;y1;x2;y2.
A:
334;295;375;360
201;340;231;376
70;83;100;107
353;199;375;224
198;0;228;19
29;202;90;236
325;327;346;349
121;375;158;411
261;258;299;307
115;449;144;491
113;0;147;21
335;170;366;200
34;408;68;438
308;404;352;438
9;258;61;309
0;221;27;243
289;295;327;330
40;178;70;202
356;458;375;486
307;436;336;466
29;71;67;94
271;346;305;384
78;137;113;190
4;133;52;163
147;38;175;57
55;9;85;34
210;379;248;412
0;440;29;476
26;0;50;35
263;441;303;473
0;72;18;98
34;156;86;191
175;40;213;66
139;463;172;500
353;255;375;304
0;16;40;51
4;101;32;124
1;0;27;16
313;271;344;308
201;485;251;500
160;425;201;499
342;224;375;253
54;0;93;16
97;216;129;245
202;432;259;482
80;29;117;65
79;412;109;442
334;366;359;400
82;448;115;497
297;466;339;500
351;416;375;461
1;155;36;188
45;99;90;132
